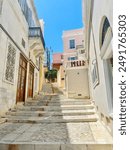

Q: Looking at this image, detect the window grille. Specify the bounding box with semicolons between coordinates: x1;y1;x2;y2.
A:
5;43;16;83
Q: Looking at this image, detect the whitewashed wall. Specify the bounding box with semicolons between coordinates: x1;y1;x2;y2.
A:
66;68;89;98
0;0;29;115
88;0;113;117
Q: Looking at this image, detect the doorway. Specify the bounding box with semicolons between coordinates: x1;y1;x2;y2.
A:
16;54;27;103
28;64;34;98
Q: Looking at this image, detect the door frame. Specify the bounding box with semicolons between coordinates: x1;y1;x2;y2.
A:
16;54;27;103
28;63;34;98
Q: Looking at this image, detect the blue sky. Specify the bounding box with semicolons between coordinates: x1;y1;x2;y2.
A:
34;0;83;53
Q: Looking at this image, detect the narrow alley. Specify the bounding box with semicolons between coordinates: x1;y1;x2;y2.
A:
0;83;112;150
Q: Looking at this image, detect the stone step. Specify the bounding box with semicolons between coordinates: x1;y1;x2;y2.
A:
45;105;95;111
26;98;91;102
25;102;92;107
0;144;113;150
14;106;45;111
51;99;91;102
6;114;98;123
25;101;48;106
15;105;95;111
48;101;92;105
60;104;92;107
5;109;96;117
25;100;92;107
0;118;6;124
26;99;50;103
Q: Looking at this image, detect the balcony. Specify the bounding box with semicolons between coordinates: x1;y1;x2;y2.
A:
29;27;45;49
66;60;88;69
29;27;45;59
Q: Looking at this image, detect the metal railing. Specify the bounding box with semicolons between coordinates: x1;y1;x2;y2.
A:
29;27;45;48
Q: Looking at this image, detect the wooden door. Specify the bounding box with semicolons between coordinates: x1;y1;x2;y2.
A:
16;55;27;103
28;64;34;98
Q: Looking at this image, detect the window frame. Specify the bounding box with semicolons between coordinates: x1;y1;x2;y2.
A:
99;16;111;49
18;0;35;27
68;56;77;61
91;59;99;88
69;39;75;49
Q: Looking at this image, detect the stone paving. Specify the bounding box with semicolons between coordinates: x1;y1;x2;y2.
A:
0;83;113;150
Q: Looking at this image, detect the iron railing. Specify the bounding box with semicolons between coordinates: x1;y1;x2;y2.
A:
29;27;45;48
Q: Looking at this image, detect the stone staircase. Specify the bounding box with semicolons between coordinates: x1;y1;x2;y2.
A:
0;84;112;150
4;95;98;124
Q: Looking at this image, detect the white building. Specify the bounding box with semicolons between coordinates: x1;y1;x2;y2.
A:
0;0;45;115
82;0;113;133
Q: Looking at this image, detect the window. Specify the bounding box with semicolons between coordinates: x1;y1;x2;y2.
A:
35;73;38;91
68;56;77;61
91;59;99;88
108;57;113;76
18;0;27;14
61;55;64;59
80;50;85;54
69;39;75;49
22;38;26;48
68;57;71;61
5;43;16;83
92;65;97;84
27;8;34;27
18;0;35;27
36;58;39;67
101;17;110;46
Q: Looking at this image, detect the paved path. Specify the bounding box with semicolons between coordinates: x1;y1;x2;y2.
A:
0;83;112;150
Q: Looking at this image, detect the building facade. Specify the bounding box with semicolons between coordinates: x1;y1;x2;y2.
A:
62;29;90;98
52;53;63;70
82;0;113;133
0;0;45;115
52;53;65;88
